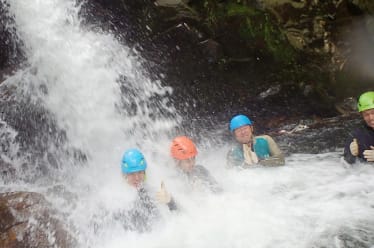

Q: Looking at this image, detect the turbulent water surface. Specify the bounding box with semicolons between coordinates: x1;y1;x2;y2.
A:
1;1;373;247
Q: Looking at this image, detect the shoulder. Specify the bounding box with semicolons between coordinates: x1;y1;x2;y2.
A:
227;143;243;154
194;165;210;175
229;142;242;149
353;122;373;133
351;125;373;138
255;135;275;142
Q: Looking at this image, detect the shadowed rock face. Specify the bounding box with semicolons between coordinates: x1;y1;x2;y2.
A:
0;3;371;244
256;0;374;96
77;0;370;131
0;191;75;248
0;91;87;183
270;114;363;154
0;2;24;82
0;3;12;70
0;0;368;169
0;159;16;183
1;1;373;124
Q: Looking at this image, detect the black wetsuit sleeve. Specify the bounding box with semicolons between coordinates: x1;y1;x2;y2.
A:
343;137;356;164
195;165;223;193
343;124;374;164
167;197;177;211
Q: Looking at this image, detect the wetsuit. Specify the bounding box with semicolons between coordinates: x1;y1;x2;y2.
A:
227;135;285;167
344;123;374;164
185;165;222;193
114;187;177;232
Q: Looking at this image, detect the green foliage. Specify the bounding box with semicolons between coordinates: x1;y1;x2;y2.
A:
226;3;257;17
226;3;296;64
190;1;297;64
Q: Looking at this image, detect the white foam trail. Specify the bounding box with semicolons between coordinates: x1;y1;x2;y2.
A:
73;151;374;248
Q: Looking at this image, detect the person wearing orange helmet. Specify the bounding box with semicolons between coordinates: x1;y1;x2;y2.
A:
167;136;222;193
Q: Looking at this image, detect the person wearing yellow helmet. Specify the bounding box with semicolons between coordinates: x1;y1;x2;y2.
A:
344;91;374;164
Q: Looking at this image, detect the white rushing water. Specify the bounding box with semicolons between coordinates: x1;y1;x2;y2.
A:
1;1;374;248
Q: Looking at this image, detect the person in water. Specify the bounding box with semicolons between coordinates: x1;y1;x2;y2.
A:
165;136;222;193
344;91;374;164
227;114;285;167
116;148;176;232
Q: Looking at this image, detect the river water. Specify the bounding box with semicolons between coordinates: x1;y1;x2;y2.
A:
1;1;373;247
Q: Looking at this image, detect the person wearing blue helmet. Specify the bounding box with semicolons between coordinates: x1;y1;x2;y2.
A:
121;148;177;210
227;114;285;167
121;148;148;188
92;149;177;234
110;148;178;233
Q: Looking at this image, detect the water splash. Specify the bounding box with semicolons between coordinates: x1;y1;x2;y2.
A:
1;0;177;177
1;1;373;248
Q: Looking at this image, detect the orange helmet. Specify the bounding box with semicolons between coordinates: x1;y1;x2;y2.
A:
170;136;198;160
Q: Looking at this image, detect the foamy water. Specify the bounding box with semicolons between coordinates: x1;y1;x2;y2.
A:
1;1;373;247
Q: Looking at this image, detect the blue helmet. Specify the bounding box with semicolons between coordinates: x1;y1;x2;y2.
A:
121;148;147;174
229;114;253;132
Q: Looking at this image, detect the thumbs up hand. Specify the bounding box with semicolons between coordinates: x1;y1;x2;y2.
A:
156;181;171;204
349;138;359;156
363;146;374;162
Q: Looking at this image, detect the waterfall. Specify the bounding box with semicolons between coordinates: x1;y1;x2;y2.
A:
1;1;374;247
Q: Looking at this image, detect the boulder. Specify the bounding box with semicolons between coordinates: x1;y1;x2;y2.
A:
0;192;75;248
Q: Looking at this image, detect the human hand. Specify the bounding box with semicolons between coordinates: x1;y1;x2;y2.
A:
363;146;374;162
349;139;359;156
156;181;171;204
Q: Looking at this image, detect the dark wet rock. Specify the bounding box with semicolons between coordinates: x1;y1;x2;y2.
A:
198;39;224;63
0;159;16;183
147;1;347;128
155;0;183;6
74;0;348;139
0;191;75;248
1;0;371;150
334;96;358;115
351;0;374;14
268;113;362;154
151;0;374;116
0;2;24;76
79;0;159;46
2;0;373;117
257;0;374;98
0;87;87;182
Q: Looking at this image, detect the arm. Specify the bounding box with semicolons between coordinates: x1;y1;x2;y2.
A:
259;135;285;166
343;127;366;164
343;138;357;164
167;197;177;211
156;182;178;211
226;145;245;168
194;165;223;193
